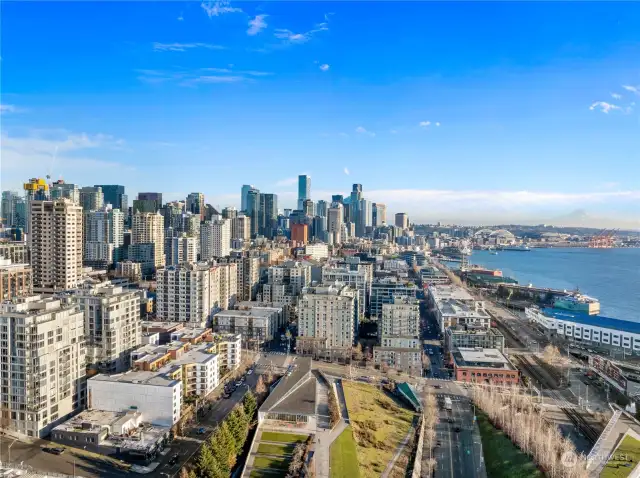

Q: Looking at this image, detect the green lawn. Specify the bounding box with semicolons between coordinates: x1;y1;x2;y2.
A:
600;434;640;478
330;426;360;478
260;431;309;444
476;412;544;478
257;443;295;456
250;471;283;478
252;455;290;471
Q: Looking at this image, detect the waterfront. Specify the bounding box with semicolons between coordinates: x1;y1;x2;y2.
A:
468;248;640;322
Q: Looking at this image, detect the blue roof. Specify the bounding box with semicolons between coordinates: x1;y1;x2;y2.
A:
541;308;640;335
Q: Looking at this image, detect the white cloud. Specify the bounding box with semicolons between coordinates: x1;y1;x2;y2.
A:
419;121;431;127
1;130;128;190
136;67;271;86
589;101;621;114
247;14;268;36
611;93;622;100
0;104;16;114
343;167;350;175
622;85;639;95
435;122;441;127
319;63;330;72
153;42;224;52
275;177;298;187
201;0;242;18
355;126;375;137
274;18;329;45
177;13;184;21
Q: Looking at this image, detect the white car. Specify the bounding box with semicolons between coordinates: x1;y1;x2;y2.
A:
247;369;253;375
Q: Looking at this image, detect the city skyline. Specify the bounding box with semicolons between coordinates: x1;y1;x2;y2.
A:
2;2;640;227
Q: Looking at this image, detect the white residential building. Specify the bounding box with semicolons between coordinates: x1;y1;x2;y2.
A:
72;281;141;373
201;219;231;260
327;204;344;244
0;296;87;438
428;285;491;333
321;265;370;320
214;305;281;345
30;199;83;293
233;214;251;241
171;344;220;397
304;243;329;260
131;212;165;268
297;283;356;354
88;371;182;427
83;206;124;267
165;234;198;266
212;333;242;371
259;261;311;306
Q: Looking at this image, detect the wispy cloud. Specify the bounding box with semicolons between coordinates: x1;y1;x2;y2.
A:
275;177;298;187
274;18;329;45
419;121;431;127
153;42;224;52
343;167;350;175
355;126;375;137
201;0;242;18
436;122;441;127
589;101;621;114
136;66;272;86
622;85;639;95
0;104;17;114
611;93;622;100
319;63;330;72
177;12;184;21
247;14;268;36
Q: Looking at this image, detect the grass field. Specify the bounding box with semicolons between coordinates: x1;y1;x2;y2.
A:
260;431;309;444
476;412;543;478
342;381;416;477
252;455;290;471
330;426;360;478
600;434;640;478
257;443;295;456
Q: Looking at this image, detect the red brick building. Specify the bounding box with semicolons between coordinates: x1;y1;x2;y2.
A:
451;347;520;384
291;224;309;244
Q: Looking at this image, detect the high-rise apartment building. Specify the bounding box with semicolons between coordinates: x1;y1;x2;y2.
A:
260;261;311;305
395;213;409;229
373;203;387;226
200;219;231;260
327;204;344;244
50;181;80;204
222;207;238;220
240;185;255;213
0;258;32;301
0;296;86;437
298;175;311;210
1;191;22;227
73;281;141;373
131;212;165;268
322;264;370;321
260;193;278;238
133;193;162;214
297;284;356;356
79;186;104;211
83;205;124;268
291;223;309;244
246;189;261;237
356;199;373;237
374;297;422;375
233;214;251;241
302;199;314;217
30;199;83;292
186;192;205;221
165;233;198;265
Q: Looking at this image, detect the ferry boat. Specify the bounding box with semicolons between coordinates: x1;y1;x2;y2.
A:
553;294;601;315
498;244;530;252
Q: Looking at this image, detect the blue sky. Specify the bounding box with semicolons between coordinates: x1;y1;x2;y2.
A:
2;1;640;227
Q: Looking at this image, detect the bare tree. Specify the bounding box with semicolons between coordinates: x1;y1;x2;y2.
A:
256;375;267;395
353;343;363;363
543;345;561;363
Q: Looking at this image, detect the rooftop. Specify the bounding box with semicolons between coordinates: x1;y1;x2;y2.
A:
214;308;275;319
169;344;217;366
90;369;180;388
259;357;316;416
540;307;640;335
439;299;490;319
429;284;474;301
452;347;515;370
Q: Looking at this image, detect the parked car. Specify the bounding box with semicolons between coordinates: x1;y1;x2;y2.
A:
247;369;253;375
454;427;461;433
197;427;206;434
43;447;65;455
169;454;180;465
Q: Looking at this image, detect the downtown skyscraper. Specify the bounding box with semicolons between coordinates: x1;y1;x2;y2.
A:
298;175;310;210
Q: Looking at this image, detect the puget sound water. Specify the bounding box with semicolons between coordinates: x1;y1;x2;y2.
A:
466;248;640;323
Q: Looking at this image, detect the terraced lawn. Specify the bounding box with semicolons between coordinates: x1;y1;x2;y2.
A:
260;431;309;444
330;426;360;478
601;434;640;478
253;455;290;471
342;381;416;477
257;443;295;456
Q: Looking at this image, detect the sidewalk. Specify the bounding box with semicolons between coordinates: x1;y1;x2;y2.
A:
381;425;414;478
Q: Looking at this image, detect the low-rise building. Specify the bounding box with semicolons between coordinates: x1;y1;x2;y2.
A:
428;284;490;333
420;265;449;285
116;261;142;282
211;333;242;372
88;370;182;428
214;306;282;347
304;243;329;260
0;258;32;301
171;344;219;398
451;347;519;384
445;326;505;353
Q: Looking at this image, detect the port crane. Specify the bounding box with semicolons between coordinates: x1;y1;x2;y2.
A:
588;229;617;248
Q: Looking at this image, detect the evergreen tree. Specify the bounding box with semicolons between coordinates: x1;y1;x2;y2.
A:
243;391;258;419
196;444;224;478
219;421;238;470
209;424;234;474
227;406;249;453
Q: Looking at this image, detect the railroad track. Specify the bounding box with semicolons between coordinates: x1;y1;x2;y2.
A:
531;355;564;386
562;407;600;444
494;318;527;348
